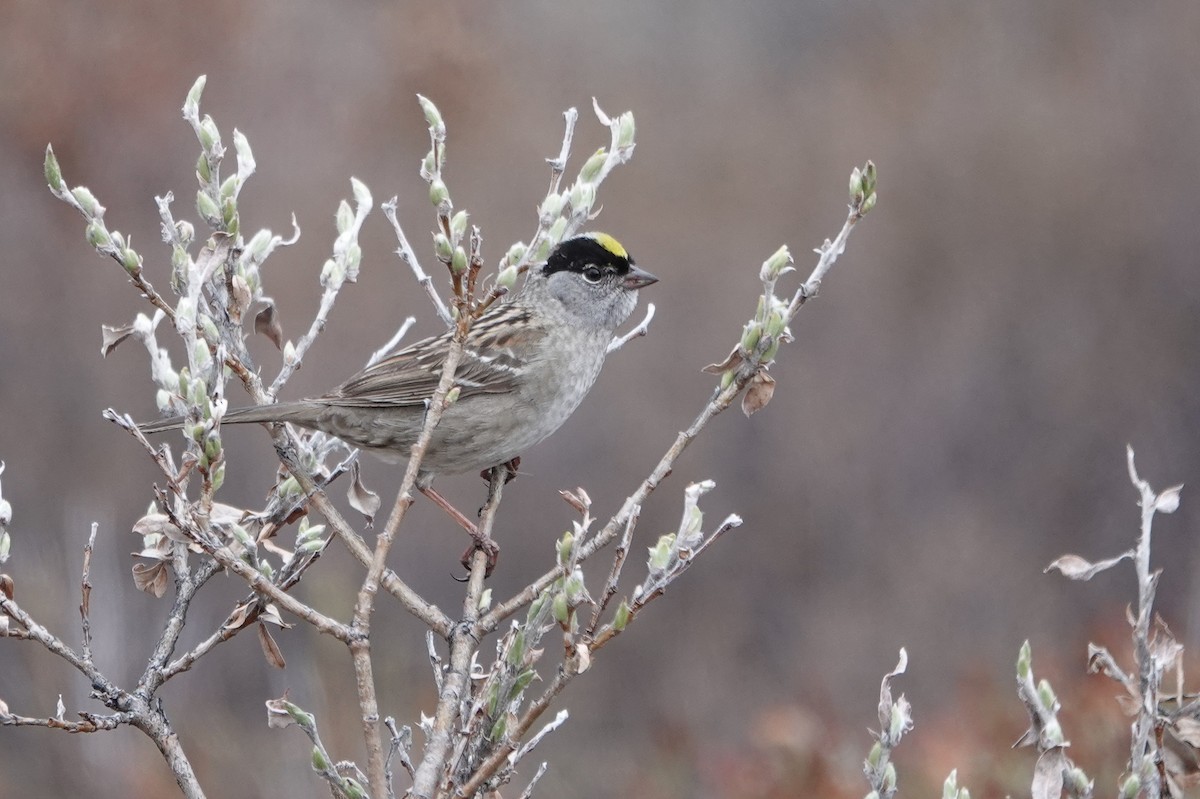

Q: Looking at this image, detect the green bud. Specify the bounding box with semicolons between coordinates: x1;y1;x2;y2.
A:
557;531;574;565
867;742;883;768
190;422;206;442
344;243;362;278
504;242;526;266
417;95;445;138
311;746;329;771
221;196;238;229
451;246;468;275
212;462;225;491
429;178;449;208
865;793;880;799
121;247;141;274
190;377;207;408
764;309;787;339
526;593;547;623
450;210;469;243
433;233;452;262
512;668;536;695
548;217;567;244
1043;718;1064;745
863;161;877;193
177;367;190;398
579;148;607;183
720;369;735;390
196;153;211;183
175;219;195;245
196;191;220;224
552;591;569;624
882;762;896;792
539;193;564;220
613;599;630;631
1016;640;1031;680
184;76;206;116
496;265;518;290
320;258;339;286
648;535;674;571
278;476;301;498
617;111;636;148
219;175;239;199
849;166;863;202
444;386;460;405
959;789;970;799
343;780;366;799
1036;678;1057;710
533;237;552;262
760;339;780;362
86;220;112;250
198;116;220;152
1119;774;1140;799
489;714;508;742
335;199;354;234
72;186;103;218
485;682;501;718
204;434;221;464
421;151;436;177
44;146;64;193
1067;767;1090;793
860;192;878;215
506;628;526;667
759;244;793;282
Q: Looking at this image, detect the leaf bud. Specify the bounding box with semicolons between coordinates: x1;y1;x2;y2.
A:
44;146;64;193
580;148;607;183
429;178;449;208
72;186;104;218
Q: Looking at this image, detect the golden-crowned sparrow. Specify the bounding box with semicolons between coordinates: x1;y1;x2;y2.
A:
142;233;656;499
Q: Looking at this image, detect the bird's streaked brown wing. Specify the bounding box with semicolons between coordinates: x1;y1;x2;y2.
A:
320;305;544;408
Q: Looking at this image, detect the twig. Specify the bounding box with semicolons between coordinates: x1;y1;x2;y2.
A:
606;303;655;354
382;198;452;326
367;316;418;367
79;522;98;662
585;508;639;637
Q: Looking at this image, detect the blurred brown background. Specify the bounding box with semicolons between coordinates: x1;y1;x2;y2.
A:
3;1;1200;796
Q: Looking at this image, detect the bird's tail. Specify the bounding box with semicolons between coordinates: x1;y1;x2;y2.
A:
138;402;322;434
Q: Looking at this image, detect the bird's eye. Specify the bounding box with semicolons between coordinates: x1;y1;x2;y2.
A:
581;265;603;283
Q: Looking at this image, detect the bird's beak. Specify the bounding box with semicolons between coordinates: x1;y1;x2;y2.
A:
623;265;658;290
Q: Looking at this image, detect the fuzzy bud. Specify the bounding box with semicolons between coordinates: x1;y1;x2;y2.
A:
72;186;104;218
759;244;793;282
44;146;64;193
417;95;445;138
557;530;574;565
86;220;112;250
617;111;636;148
429;178;449;208
196;191;220;224
198;116;220;152
449;210;469;243
580;148;607;183
539;193;564;221
496;265;519;290
451;246;468;275
433;233;453;262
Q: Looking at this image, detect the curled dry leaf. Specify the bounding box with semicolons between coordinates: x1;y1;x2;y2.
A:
0;573;13;601
348;460;380;525
131;561;168;598
265;695;295;729
558;488;591;515
702;345;744;375
1044;551;1133;581
223;600;260;633
257;622;287;669
254;300;284;350
100;323;136;357
741;370;776;417
229;273;252;324
259;602;293;629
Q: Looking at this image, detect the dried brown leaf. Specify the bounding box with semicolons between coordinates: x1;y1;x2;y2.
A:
1031;747;1066;799
0;573;13;600
558;488;591;515
702;346;744;375
131;561;168;598
1045;551;1133;581
254;301;283;350
224;600;259;632
741;370;776;417
348;461;380;525
265;694;294;729
257;623;287;669
100;323;135;358
259;603;293;629
230;274;252;323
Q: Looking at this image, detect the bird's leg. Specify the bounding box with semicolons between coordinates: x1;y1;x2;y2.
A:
418;484;500;575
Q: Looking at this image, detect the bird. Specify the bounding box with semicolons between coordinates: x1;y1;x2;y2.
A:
141;232;657;549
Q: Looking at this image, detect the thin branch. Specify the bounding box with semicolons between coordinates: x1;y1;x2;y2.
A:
606;303;655;354
585;508;639;637
382;198;452;326
79;522;98;662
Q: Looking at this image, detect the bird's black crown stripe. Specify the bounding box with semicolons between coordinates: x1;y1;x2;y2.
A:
542;235;634;277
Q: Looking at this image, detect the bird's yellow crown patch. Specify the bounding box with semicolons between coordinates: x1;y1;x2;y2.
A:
587;232;628;260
